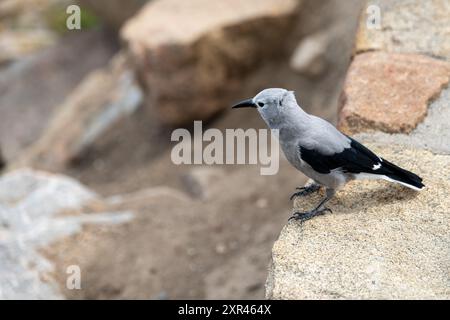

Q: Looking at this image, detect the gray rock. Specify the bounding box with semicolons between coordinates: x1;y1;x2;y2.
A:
355;0;450;60
0;169;133;299
0;169;132;300
0;30;117;161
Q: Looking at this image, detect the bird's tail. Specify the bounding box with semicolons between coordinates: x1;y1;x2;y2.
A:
379;158;424;191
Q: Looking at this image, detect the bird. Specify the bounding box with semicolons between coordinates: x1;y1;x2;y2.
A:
232;88;424;222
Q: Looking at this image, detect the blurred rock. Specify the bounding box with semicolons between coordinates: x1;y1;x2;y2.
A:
77;0;149;30
290;31;329;76
267;144;450;299
0;30;117;161
0;168;133;299
0;0;73;65
355;0;450;60
121;0;302;125
338;52;450;134
0;29;56;66
13;53;143;171
0;0;22;19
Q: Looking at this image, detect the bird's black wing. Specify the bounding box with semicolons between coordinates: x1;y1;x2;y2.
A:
299;136;381;175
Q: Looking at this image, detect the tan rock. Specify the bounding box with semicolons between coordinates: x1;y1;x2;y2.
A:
355;0;450;60
338;52;450;134
13;54;143;171
266;144;450;299
121;0;302;125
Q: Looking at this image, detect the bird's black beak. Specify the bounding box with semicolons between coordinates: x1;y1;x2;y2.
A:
232;99;256;109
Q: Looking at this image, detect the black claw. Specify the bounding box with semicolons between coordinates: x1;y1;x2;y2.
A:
290;184;320;201
289;192;300;201
288;207;332;223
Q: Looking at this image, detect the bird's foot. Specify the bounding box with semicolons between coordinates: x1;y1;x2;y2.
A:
290;183;321;200
288;207;332;223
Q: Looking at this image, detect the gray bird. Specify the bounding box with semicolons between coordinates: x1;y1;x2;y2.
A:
232;88;424;222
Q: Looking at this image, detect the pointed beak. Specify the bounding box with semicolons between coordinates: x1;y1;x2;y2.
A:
232;98;256;109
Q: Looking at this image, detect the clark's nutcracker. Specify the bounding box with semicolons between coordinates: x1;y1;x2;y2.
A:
232;88;424;222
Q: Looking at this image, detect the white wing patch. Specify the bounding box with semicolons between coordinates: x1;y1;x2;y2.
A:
372;163;382;170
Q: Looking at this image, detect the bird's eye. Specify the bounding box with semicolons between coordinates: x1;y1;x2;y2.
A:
257;102;265;107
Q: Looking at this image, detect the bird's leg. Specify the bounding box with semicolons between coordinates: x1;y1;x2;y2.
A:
289;188;335;222
290;182;321;200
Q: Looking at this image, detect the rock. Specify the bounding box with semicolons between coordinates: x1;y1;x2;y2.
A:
14;53;143;171
0;0;22;19
290;31;329;76
338;52;450;134
266;143;450;299
121;0;302;125
0;168;133;299
355;0;450;60
0;30;117;161
0;0;62;65
354;86;450;156
77;0;149;30
0;29;56;65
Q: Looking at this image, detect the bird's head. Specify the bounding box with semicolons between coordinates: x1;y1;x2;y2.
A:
232;88;298;127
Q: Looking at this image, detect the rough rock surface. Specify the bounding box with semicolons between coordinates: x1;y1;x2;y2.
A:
266;144;450;299
355;86;450;156
338;52;450;134
355;0;450;60
121;0;302;125
13;53;143;171
0;169;132;299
